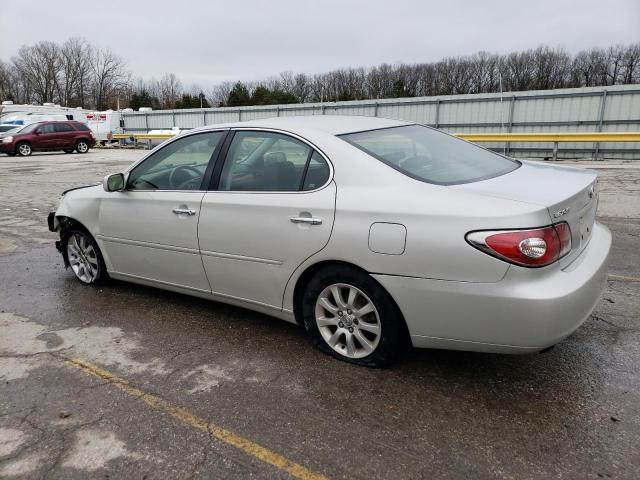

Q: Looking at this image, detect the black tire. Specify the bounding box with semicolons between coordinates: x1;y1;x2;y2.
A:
16;142;32;157
61;227;108;285
75;140;89;154
301;265;404;367
63;149;74;154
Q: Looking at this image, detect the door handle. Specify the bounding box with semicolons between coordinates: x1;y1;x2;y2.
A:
172;208;196;216
290;216;322;225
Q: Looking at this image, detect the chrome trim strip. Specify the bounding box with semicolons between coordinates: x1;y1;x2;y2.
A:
210;290;282;312
110;271;211;294
200;249;283;265
96;235;200;255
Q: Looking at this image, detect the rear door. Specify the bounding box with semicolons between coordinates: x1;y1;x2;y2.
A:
198;129;335;310
53;122;75;148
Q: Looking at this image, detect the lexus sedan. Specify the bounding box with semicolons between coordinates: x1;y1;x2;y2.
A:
48;116;611;367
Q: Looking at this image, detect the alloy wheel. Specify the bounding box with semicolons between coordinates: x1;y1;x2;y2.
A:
314;283;381;359
18;144;31;156
76;141;88;153
66;233;99;283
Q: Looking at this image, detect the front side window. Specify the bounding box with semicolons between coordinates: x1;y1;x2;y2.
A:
127;131;224;191
340;125;519;185
219;131;326;192
38;124;55;134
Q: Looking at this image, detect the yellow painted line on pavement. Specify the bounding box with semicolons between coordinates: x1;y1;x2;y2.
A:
608;274;640;282
65;358;329;480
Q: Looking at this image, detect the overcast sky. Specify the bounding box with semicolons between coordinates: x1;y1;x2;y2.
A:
1;0;639;87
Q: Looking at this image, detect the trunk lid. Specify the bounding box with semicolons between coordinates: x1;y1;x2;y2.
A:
451;160;598;267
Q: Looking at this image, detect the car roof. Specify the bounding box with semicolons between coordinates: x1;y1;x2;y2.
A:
200;115;412;135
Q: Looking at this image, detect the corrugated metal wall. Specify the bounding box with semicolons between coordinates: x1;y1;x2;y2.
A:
123;84;640;159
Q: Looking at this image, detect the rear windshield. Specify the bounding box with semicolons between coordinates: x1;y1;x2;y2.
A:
339;125;519;185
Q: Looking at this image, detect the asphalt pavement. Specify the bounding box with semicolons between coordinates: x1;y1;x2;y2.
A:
1;149;638;479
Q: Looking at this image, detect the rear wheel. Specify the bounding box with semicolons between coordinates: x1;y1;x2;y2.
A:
75;140;89;153
302;266;403;367
62;228;107;285
16;142;32;157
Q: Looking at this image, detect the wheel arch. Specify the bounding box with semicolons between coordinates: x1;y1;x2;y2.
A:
55;216;98;268
292;259;411;344
15;139;32;152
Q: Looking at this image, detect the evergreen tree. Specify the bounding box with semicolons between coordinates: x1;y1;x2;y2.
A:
226;82;251;106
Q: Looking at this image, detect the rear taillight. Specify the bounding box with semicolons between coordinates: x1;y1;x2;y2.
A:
466;222;572;267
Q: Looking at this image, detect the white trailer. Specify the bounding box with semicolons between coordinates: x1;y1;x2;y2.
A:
85;110;124;143
0;101;90;126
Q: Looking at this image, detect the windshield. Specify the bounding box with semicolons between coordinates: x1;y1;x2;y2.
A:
340;125;519;185
15;123;40;133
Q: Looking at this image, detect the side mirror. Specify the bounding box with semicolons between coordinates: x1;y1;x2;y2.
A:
103;173;125;192
33;130;40;135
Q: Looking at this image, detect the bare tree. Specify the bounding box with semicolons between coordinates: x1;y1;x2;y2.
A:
622;43;640;84
3;38;639;109
208;81;235;107
56;38;92;107
13;41;60;104
158;73;182;109
90;48;129;110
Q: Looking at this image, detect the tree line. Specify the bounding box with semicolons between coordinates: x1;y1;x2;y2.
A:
1;39;638;111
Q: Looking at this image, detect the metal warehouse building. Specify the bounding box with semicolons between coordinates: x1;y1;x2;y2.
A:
122;84;640;160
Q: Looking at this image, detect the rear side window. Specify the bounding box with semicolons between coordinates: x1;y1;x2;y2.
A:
218;131;331;192
340;125;519;185
73;123;90;131
54;123;74;132
303;151;330;191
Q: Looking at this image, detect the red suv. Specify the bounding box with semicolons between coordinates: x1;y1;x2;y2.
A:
0;121;96;157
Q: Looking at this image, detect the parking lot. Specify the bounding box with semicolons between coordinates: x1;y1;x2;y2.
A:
0;149;639;479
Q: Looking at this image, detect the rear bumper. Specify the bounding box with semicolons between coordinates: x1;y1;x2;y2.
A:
373;221;612;353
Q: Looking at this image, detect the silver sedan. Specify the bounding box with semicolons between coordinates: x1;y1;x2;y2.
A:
48;116;611;367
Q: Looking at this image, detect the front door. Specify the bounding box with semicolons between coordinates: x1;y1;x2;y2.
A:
33;123;58;150
198;130;335;309
97;130;227;292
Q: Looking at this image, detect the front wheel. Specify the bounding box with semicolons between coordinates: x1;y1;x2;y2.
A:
16;142;32;157
302;266;404;367
75;140;89;153
62;228;107;285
